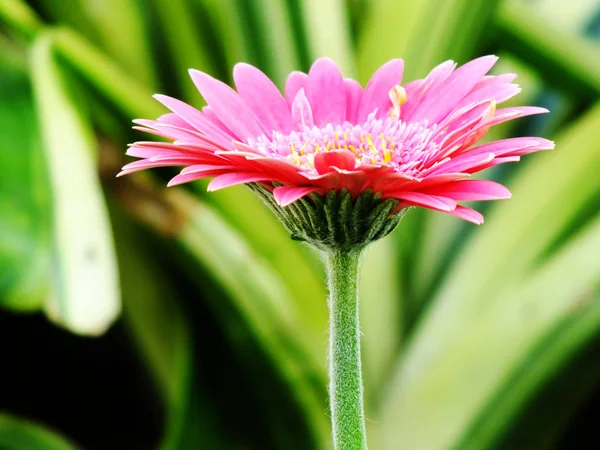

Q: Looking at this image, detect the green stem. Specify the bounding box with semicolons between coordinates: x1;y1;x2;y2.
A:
324;248;367;450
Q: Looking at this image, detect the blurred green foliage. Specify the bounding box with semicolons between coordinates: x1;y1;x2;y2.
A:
1;0;600;448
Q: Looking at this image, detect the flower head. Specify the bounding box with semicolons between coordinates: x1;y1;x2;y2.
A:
120;56;553;235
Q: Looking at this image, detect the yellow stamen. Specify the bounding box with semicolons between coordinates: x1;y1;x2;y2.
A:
335;132;342;149
367;135;376;152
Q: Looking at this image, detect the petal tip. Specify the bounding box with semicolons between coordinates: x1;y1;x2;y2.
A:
188;68;209;85
205;184;217;192
167;177;186;188
232;62;254;77
311;56;338;67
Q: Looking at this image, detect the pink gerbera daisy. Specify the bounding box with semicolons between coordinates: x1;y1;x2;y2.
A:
119;56;553;235
119;57;555;448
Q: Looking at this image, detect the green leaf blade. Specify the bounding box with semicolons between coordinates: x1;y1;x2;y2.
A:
30;33;120;335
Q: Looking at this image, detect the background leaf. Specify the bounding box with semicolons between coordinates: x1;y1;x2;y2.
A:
0;37;50;311
0;414;78;450
30;32;120;335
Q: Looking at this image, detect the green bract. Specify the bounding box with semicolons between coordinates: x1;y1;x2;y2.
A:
251;185;404;251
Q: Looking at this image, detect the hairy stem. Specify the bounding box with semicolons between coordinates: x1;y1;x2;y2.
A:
324;247;367;450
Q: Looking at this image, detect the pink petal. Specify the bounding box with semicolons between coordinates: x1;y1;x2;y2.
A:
126;142;223;161
369;172;416;192
126;143;186;158
299;169;340;183
435;100;495;151
313;150;356;174
509;145;555;156
132;125;169;139
118;157;201;176
424;152;495;177
202;106;236;135
299;170;338;180
153;95;235;148
148;155;213;163
401;60;456;120
344;78;363;123
285;71;308;108
189;69;266;139
299;168;368;195
172;140;229;153
468;73;518;95
390;192;457;212
181;164;237;175
444;108;551;156
402;79;423;97
207;173;273;191
468;156;521;172
409;55;499;124
168;171;220;187
306;58;346;126
424;180;511;201
463;137;555;158
468;83;521;105
415;173;470;188
486;106;549;127
249;159;304;184
224;147;306;183
440;106;549;155
291;89;314;128
447;205;484;224
231;140;269;155
126;147;178;159
444;84;521;124
273;186;318;206
358;59;404;121
157;113;193;128
233;63;294;133
134;119;221;148
303;164;373;195
436;98;492;131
